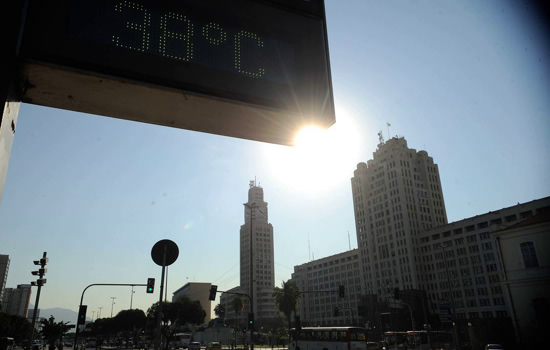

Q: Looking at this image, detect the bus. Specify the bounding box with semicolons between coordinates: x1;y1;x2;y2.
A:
289;327;368;350
406;331;453;350
382;331;407;350
171;333;192;349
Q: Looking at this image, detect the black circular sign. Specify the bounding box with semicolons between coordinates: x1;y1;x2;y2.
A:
151;239;179;266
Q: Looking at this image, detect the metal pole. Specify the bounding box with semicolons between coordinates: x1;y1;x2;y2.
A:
246;203;255;350
164;266;168;302
29;252;47;350
111;297;116;317
155;244;168;350
29;281;43;349
131;286;135;310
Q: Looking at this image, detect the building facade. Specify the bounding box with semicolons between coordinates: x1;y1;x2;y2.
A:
1;284;32;317
239;181;278;320
172;282;213;322
0;254;9;311
351;136;448;298
416;197;550;320
291;249;362;326
493;210;550;346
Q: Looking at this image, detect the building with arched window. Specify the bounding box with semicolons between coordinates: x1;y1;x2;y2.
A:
494;210;550;347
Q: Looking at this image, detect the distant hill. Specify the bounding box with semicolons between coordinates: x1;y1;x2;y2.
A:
30;305;92;324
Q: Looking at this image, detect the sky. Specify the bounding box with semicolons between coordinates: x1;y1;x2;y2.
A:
1;0;549;322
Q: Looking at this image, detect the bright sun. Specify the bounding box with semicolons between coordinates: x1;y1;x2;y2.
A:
262;108;362;193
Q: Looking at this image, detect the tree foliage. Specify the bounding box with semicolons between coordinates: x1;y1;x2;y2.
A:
230;297;244;316
40;316;72;349
213;304;225;319
0;312;32;343
272;280;300;343
146;296;205;350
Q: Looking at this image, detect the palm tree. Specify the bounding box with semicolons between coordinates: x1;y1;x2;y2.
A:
230;297;244;346
40;316;72;350
214;303;226;319
272;280;301;343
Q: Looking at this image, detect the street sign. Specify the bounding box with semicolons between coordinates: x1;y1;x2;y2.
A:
151;239;179;266
18;0;335;145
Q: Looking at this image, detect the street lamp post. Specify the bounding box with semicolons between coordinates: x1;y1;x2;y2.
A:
440;244;459;350
130;286;135;309
111;297;116;317
98;307;103;319
244;202;258;350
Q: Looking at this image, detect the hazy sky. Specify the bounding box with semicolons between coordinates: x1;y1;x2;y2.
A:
1;0;549;321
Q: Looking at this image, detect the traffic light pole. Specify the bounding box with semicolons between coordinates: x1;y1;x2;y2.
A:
73;283;146;350
213;290;252;348
29;252;48;350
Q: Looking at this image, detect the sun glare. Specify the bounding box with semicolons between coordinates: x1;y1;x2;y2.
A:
263;109;361;194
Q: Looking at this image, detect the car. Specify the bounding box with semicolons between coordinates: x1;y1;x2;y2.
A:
189;342;201;350
205;342;220;350
485;345;504;350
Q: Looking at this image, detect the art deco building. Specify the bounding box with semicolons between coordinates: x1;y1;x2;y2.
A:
239;181;278;320
351;136;448;298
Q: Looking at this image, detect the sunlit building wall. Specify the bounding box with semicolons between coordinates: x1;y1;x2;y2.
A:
351;136;448;298
172;282;212;322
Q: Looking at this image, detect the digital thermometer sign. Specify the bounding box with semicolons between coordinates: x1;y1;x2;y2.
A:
19;0;334;145
68;0;296;84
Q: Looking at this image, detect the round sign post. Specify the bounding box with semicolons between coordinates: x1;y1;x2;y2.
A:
151;239;179;350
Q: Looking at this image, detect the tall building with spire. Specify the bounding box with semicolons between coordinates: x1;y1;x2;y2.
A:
239;180;277;320
351;136;448;298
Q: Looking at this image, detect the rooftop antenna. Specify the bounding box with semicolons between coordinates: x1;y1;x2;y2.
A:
348;231;351;250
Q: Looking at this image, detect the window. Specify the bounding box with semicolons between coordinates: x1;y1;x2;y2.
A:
504;214;517;222
520;242;539;268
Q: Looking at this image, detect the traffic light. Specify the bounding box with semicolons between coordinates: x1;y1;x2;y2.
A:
209;285;218;301
394;287;400;300
77;305;87;325
248;312;254;330
338;285;345;298
333;307;339;317
242;329;246;334
294;315;301;332
147;278;155;293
